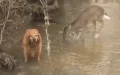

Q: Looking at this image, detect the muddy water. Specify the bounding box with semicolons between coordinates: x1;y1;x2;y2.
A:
2;3;120;75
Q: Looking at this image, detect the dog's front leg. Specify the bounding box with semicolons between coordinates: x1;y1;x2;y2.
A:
24;46;28;62
37;40;42;62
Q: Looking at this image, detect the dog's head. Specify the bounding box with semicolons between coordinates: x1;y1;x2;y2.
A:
29;33;39;43
26;29;40;44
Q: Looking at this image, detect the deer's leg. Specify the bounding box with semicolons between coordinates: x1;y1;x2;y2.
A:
78;26;87;42
92;21;98;38
98;19;104;33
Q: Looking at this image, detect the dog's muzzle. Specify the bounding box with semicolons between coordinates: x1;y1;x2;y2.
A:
29;36;38;43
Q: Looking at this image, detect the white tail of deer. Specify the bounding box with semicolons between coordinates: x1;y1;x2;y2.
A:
103;14;110;20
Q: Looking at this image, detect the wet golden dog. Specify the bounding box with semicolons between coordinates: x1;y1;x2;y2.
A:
23;29;42;62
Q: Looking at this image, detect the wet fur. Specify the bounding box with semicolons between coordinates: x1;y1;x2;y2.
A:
23;29;42;62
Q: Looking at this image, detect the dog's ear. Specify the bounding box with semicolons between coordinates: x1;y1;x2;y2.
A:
37;32;41;42
23;30;31;44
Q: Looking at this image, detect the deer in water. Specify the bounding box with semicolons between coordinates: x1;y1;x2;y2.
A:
63;5;110;41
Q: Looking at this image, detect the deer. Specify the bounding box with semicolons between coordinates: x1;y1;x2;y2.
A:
63;5;110;41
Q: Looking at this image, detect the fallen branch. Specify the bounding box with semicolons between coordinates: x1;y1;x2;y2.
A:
40;0;53;72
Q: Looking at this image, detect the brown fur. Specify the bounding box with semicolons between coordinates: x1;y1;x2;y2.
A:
63;5;109;40
23;29;42;62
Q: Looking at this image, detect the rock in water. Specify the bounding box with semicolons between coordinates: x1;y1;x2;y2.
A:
0;53;17;70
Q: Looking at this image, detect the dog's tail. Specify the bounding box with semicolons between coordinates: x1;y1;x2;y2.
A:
103;13;110;20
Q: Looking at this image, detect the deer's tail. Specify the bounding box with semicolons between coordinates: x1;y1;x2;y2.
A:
103;13;110;20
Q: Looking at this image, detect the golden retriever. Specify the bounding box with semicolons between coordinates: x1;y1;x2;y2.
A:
23;29;42;62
